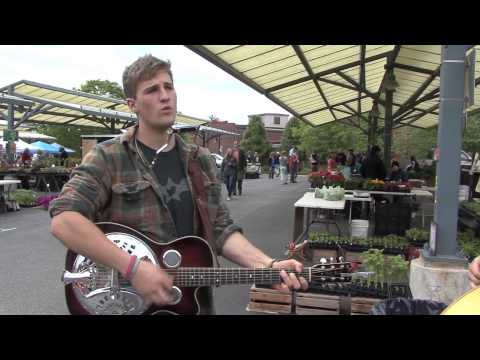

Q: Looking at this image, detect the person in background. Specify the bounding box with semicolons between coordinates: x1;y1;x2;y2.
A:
341;159;352;180
279;151;288;185
406;155;421;173
274;152;280;177
346;149;356;172
59;147;69;167
21;148;32;166
268;152;275;179
310;152;319;172
361;145;386;180
221;148;237;201
232;142;247;196
289;146;295;157
388;161;408;182
327;152;337;172
336;150;346;166
289;151;299;183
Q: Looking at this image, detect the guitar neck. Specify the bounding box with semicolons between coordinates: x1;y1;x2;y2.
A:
169;267;311;287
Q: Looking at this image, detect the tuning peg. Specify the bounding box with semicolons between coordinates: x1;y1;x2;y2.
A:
338;256;344;262
329;257;334;263
320;258;327;264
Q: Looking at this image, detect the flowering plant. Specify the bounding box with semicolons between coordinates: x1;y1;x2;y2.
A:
308;170;345;188
36;193;59;210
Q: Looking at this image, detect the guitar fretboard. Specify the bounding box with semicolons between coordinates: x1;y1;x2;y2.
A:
169;267;346;287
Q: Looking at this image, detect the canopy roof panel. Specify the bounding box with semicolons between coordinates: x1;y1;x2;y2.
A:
0;80;207;130
187;45;480;131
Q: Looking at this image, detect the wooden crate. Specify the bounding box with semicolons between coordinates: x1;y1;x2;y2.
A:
247;285;294;314
247;285;381;315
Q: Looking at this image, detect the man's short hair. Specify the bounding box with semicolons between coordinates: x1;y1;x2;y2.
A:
122;54;173;99
391;160;400;168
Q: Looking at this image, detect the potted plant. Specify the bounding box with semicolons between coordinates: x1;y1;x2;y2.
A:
10;189;38;208
458;230;480;261
405;228;430;247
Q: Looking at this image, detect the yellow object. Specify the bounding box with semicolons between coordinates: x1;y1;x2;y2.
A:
441;287;480;315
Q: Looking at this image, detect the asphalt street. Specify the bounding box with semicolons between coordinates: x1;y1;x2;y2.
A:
0;174;308;315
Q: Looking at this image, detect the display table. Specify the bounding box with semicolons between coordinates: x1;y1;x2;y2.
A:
0;170;70;192
344;193;372;224
293;192;345;242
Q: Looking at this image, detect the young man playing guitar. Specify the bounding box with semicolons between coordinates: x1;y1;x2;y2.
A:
49;55;308;315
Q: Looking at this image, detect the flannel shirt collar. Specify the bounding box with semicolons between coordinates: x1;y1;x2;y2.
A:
120;125;196;161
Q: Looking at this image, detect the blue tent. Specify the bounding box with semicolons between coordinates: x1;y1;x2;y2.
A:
50;143;75;153
30;141;59;153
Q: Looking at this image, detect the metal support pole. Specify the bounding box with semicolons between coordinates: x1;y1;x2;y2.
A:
6;86;15;164
425;45;470;263
368;112;379;151
383;89;394;169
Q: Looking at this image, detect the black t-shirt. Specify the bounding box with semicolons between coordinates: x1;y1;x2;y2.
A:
137;140;194;238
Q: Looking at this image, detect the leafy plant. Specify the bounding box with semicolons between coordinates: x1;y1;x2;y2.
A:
361;248;409;284
406;228;430;242
458;230;480;260
461;201;480;217
10;189;38;206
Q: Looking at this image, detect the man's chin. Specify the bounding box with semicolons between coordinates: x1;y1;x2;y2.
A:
143;118;175;131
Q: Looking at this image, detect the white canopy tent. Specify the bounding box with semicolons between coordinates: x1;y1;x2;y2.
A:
0;138;42;153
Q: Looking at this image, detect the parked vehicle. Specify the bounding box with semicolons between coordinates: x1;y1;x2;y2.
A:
211;153;223;168
245;161;261;179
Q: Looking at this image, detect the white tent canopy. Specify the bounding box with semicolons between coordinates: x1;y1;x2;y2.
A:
0;138;42;153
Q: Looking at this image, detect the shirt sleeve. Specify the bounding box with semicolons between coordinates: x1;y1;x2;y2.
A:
197;149;243;255
49;145;112;221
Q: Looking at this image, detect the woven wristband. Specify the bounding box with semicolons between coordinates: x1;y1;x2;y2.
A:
124;255;138;280
267;258;279;268
130;257;142;280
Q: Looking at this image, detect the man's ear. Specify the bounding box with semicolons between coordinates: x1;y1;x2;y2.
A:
126;98;137;113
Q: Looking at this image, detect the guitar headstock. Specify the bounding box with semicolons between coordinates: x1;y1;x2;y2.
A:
310;257;352;283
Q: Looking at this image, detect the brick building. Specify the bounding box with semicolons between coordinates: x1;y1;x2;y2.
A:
191;119;241;155
189;113;291;155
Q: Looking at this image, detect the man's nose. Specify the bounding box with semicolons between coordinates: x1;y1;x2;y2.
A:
158;88;170;102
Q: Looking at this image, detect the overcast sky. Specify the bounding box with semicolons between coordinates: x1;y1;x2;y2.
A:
0;45;289;125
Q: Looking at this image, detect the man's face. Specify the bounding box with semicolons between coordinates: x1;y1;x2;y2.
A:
127;70;177;130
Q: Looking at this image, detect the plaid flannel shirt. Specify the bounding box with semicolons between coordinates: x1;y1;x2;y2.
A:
49;125;242;255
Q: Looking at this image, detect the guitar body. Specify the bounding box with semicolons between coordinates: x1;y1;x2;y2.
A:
441;287;480;315
64;222;216;315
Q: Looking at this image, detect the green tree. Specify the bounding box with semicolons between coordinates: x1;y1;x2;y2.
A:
463;113;480;155
281;117;304;151
296;120;368;162
392;126;437;160
76;79;124;99
36;125;112;155
241;115;271;160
